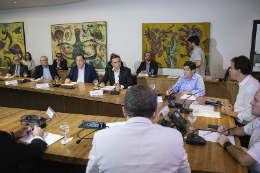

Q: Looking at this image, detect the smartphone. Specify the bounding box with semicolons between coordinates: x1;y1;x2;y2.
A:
208;124;219;130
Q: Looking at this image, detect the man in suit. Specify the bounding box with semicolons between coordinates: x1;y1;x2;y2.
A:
86;85;190;173
7;56;28;77
52;53;68;70
136;52;158;75
100;54;133;89
65;55;98;83
0;125;46;173
32;56;60;79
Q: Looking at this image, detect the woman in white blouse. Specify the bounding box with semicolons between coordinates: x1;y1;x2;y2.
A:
23;52;35;70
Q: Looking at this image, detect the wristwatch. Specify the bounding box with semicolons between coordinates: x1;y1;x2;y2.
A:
224;141;232;150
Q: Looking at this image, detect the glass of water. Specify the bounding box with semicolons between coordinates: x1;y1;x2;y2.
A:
23;72;28;78
151;69;154;76
54;76;59;84
60;122;69;143
93;79;98;88
188;110;198;131
149;83;155;90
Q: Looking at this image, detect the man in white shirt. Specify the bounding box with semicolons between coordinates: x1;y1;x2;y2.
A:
217;89;260;173
187;36;206;79
86;85;190;173
221;56;260;123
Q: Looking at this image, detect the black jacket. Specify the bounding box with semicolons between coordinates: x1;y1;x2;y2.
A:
52;59;68;70
101;66;133;89
32;65;60;79
0;131;47;172
7;64;28;76
136;60;158;75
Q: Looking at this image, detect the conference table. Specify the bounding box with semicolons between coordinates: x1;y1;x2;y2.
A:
0;78;247;173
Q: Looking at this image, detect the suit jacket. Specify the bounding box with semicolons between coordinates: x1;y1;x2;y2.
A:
52;59;68;70
32;65;60;79
136;60;158;75
0;131;47;172
101;66;133;89
65;64;98;83
7;64;28;76
86;117;191;173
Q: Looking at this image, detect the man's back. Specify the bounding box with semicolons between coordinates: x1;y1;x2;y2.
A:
86;117;190;173
190;47;205;78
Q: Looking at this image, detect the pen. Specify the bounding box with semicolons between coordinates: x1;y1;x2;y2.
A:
203;131;213;136
220;112;222;119
29;132;33;136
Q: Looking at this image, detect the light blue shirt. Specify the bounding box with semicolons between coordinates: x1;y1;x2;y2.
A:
170;73;205;97
42;66;52;80
146;62;150;72
77;66;85;82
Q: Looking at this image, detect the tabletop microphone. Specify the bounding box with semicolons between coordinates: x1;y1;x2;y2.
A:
186;128;206;146
165;84;179;100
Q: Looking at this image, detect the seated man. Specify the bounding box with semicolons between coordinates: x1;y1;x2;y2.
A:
86;85;191;173
65;55;98;83
217;89;260;173
0;125;46;173
52;53;68;70
100;54;133;89
221;56;260;123
136;52;158;75
166;61;205;97
32;56;60;79
7;56;28;77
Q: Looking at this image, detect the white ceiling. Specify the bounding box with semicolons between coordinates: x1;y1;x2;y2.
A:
0;0;87;10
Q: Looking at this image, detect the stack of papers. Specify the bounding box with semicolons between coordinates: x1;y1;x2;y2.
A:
180;94;196;100
138;73;149;77
4;76;14;79
189;104;221;118
198;130;235;145
61;82;77;86
19;132;64;147
106;121;126;128
36;83;49;88
167;75;179;79
101;86;115;91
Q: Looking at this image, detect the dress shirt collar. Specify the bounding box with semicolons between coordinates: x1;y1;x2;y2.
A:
126;117;153;125
56;59;63;62
239;75;251;87
42;65;49;69
78;65;85;71
183;73;197;81
112;67;120;73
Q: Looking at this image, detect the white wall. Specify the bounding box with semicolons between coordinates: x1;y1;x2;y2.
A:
1;0;260;77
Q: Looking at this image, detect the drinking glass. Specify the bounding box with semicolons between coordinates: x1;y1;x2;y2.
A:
23;72;27;78
93;79;98;88
151;69;154;76
149;83;155;90
54;76;59;84
188;110;198;131
60;122;70;143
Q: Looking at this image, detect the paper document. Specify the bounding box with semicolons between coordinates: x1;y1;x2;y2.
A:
167;75;179;79
106;121;126;128
90;90;103;96
36;83;49;88
101;86;115;91
198;130;235;145
31;78;41;81
180;94;196;100
61;82;77;86
189;104;220;118
138;73;149;77
5;80;18;85
4;76;14;79
158;106;170;117
157;96;163;102
19;132;63;147
189;104;214;111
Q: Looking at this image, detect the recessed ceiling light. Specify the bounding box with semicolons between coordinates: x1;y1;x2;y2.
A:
14;2;17;3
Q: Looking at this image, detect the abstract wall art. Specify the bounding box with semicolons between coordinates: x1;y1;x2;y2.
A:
142;23;210;68
51;21;107;68
0;22;26;67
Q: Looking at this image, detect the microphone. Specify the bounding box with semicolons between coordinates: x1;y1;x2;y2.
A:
180;89;205;114
165;84;179;100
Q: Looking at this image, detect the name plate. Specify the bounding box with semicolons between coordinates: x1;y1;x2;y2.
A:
90;90;103;96
36;83;49;88
5;80;18;85
157;96;163;102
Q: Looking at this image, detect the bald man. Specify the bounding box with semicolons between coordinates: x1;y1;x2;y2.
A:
7;56;28;77
32;56;59;79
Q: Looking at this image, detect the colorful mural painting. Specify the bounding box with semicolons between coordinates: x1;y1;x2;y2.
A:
0;22;25;67
51;21;107;69
142;23;210;68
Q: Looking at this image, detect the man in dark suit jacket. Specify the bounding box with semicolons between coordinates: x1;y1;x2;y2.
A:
136;52;158;75
32;56;60;79
65;55;98;83
52;53;68;70
100;54;133;89
7;56;28;77
0;126;46;173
